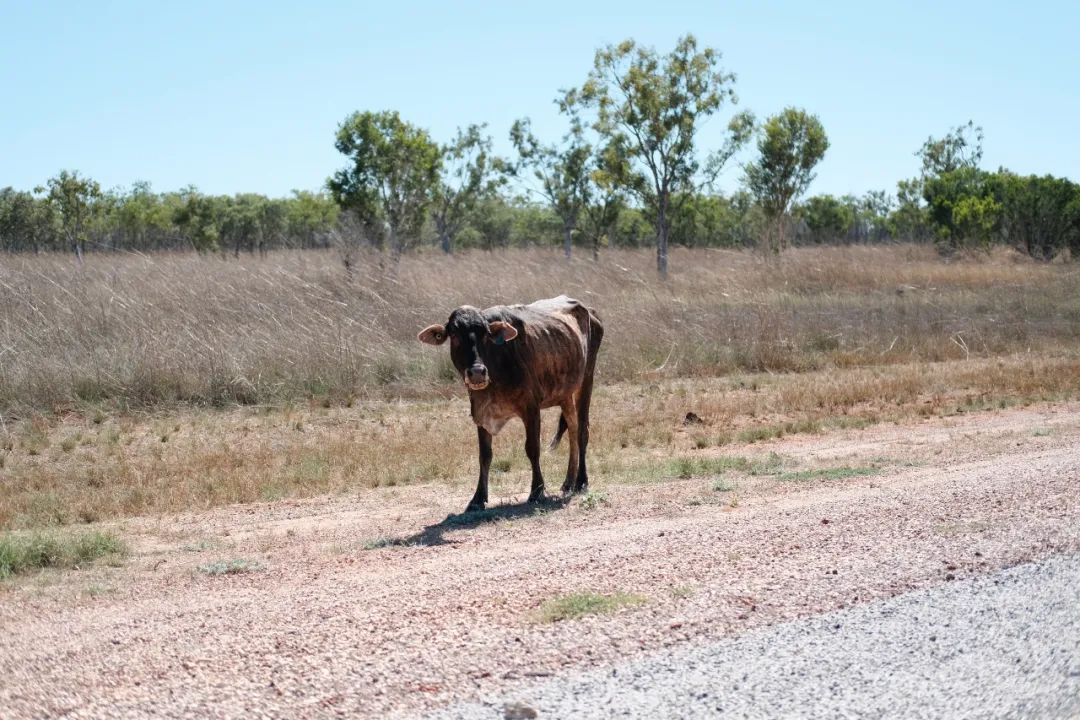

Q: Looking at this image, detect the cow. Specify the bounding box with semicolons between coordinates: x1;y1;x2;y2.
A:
418;295;603;513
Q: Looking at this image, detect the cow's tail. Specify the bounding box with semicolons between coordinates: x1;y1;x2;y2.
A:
549;413;569;450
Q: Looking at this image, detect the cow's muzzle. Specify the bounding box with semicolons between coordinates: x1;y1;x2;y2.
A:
464;364;489;390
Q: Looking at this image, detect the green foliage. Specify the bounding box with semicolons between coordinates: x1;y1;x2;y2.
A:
327;110;442;255
0;530;126;579
581;34;754;275
917;120;983;178
993;172;1080;259
798;195;854;242
433;124;503;253
44;170;102;260
744;107;829;253
510;94;596;259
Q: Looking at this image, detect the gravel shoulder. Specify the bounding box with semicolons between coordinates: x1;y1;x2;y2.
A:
1;403;1078;719
433;552;1080;719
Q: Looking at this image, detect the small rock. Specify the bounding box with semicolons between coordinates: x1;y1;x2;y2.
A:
504;701;539;719
683;412;703;425
821;518;831;525
945;573;956;581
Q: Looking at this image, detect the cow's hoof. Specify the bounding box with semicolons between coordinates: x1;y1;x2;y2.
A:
527;493;546;505
464;502;486;513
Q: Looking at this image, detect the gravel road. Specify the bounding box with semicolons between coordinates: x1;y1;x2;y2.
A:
432;552;1080;719
1;403;1078;718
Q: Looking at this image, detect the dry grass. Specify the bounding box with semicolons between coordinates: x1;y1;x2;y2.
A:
1;244;1077;531
1;244;1077;415
1;352;1077;531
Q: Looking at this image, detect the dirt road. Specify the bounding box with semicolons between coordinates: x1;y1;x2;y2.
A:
2;403;1078;718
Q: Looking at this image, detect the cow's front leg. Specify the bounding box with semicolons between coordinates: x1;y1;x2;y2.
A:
467;427;493;512
523;406;545;503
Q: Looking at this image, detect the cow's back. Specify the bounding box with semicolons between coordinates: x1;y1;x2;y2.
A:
483;296;593;405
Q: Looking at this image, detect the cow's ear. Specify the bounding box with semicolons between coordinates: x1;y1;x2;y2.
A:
488;321;518;344
418;324;448;345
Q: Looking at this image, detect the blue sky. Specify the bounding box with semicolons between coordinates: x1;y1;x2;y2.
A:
2;1;1077;199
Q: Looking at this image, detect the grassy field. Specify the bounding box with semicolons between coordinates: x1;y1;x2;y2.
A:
0;244;1078;532
1;244;1077;415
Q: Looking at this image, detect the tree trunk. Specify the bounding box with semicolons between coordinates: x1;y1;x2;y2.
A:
656;200;669;278
439;222;452;254
563;225;573;260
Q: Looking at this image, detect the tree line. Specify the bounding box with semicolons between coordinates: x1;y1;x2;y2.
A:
3;36;1078;270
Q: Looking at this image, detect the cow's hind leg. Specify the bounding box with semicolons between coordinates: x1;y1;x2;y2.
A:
559;398;580;495
466;427;493;512
523;406;545;504
574;318;603;493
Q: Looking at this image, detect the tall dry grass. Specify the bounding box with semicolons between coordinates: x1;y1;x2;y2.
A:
1;244;1077;416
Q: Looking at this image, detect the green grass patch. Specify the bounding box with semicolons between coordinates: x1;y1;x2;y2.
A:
775;465;880;482
669;453;784;480
536;591;646;623
362;536;401;550
737;418;822;443
669;456;752;478
0;529;126;579
578;491;608;510
196;558;264;575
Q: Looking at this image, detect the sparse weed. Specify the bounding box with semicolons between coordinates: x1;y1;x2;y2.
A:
362;536;399;550
579;491;608;510
536;591;646;623
775;466;880;482
671;584;695;599
196;559;264;576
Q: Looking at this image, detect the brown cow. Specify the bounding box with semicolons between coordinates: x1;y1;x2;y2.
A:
418;295;603;512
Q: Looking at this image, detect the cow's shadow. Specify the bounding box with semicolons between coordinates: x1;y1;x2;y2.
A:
393;495;571;548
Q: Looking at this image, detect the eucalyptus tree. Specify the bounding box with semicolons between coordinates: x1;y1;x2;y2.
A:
580;34;754;276
43;170;102;262
0;187;55;253
328;110;441;258
580;137;629;260
743;107;829;253
510;96;593;260
432;124;503;254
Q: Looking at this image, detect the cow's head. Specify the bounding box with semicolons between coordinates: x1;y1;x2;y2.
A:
418;306;518;391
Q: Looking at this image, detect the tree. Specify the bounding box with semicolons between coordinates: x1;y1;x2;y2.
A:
743;108;829;253
44;170;102;262
580;138;629;259
917;120;983;178
287;190;338;249
581;34;754;276
0;187;56;253
890;177;933;241
432;124;503;254
798;195;854;243
327;110;441;259
510;98;593;260
172;186;220;253
993;172;1080;260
